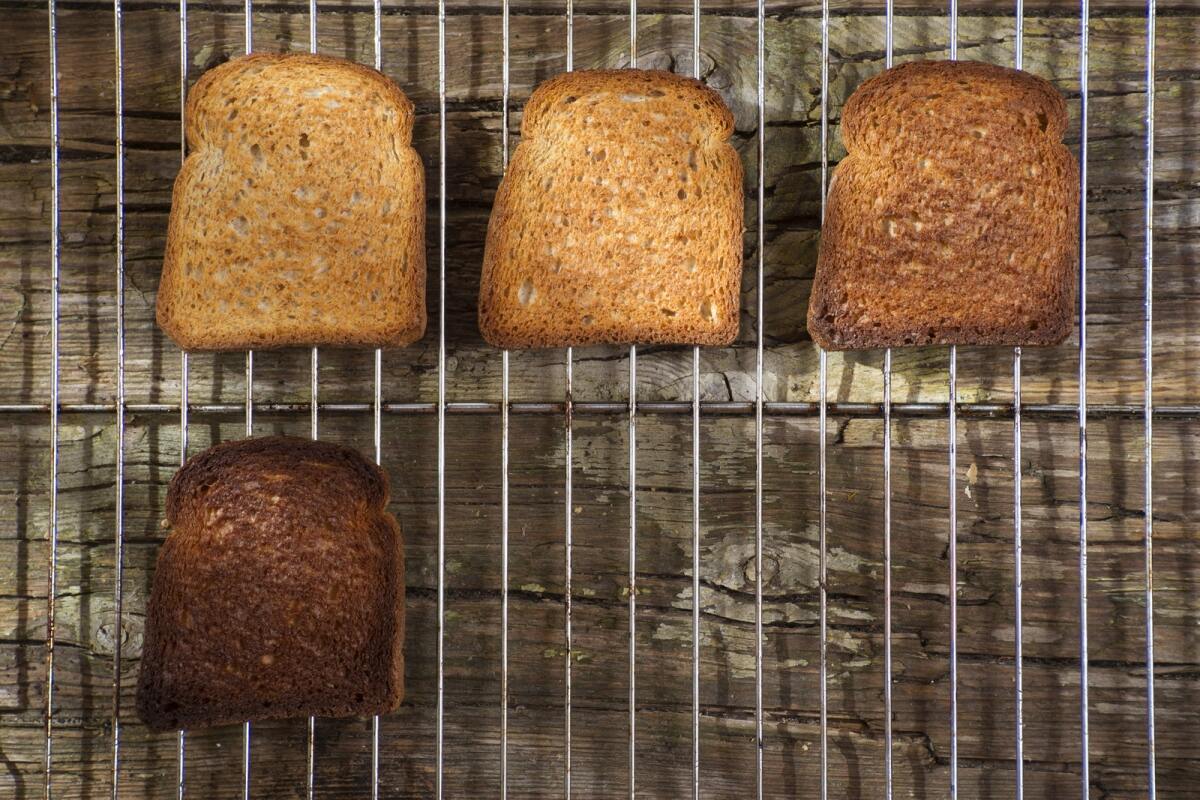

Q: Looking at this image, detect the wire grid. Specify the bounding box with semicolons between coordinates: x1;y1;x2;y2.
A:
32;0;1163;797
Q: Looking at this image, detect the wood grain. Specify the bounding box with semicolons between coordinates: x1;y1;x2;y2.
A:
0;2;1196;798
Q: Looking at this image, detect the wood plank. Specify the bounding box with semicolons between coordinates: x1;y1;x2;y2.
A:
0;2;1195;797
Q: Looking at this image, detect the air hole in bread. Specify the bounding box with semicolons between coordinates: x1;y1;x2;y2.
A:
918;157;931;170
926;93;942;100
971;128;986;139
543;176;554;190
662;308;677;318
228;108;239;121
700;300;717;322
229;216;249;237
1036;110;1049;132
621;93;648;103
678;189;687;201
881;217;899;238
582;315;594;325
563;95;577;104
648;89;666;97
314;207;327;219
381;200;392;216
250;143;264;167
685;257;698;274
518;279;537;306
1026;164;1040;178
688;149;699;171
592;149;607;162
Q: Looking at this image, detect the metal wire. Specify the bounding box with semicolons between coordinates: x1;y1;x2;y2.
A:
306;3;319;795
691;4;702;797
628;5;638;798
1143;2;1158;795
1013;4;1025;800
499;0;511;793
176;0;189;795
371;1;383;794
754;0;766;796
421;7;449;800
111;1;128;794
946;6;959;799
883;4;895;797
818;2;830;798
563;3;575;797
6;400;1186;419
1078;2;1091;795
241;7;254;796
436;0;448;795
42;0;61;795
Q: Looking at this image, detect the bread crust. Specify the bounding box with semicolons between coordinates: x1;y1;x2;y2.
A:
807;60;1079;350
478;69;744;349
136;436;405;731
157;53;426;351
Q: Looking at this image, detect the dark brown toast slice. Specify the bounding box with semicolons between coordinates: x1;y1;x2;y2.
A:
136;436;404;731
478;68;744;348
807;60;1079;350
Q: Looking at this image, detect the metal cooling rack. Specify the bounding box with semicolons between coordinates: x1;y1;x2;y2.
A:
31;0;1162;797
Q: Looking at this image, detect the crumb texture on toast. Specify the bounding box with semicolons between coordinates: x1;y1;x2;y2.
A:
135;436;405;731
157;53;426;351
807;60;1079;350
479;69;744;349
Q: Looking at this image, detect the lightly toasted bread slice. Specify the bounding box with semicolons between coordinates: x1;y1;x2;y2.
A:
157;53;426;351
479;68;744;349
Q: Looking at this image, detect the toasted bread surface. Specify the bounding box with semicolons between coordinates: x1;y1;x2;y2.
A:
807;60;1079;350
157;53;426;351
479;68;744;348
136;436;404;731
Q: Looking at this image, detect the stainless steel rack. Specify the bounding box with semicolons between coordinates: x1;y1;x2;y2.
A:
27;0;1168;797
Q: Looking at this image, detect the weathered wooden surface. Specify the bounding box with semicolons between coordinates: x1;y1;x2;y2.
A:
1;1;1197;798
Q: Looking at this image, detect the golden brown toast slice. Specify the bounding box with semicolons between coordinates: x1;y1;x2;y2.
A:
157;53;425;351
136;436;404;731
808;60;1079;350
479;69;744;348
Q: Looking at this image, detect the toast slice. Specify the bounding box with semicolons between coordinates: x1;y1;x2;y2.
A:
157;53;426;351
807;60;1079;350
478;69;744;348
136;436;404;731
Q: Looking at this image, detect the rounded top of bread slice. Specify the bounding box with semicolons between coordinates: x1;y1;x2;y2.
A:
841;60;1068;158
187;52;414;149
520;68;735;145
